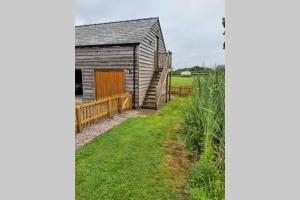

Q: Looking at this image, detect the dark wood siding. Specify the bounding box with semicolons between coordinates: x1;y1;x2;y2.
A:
138;21;167;105
75;45;138;106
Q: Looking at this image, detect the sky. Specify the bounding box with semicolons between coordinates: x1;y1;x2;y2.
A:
76;0;225;69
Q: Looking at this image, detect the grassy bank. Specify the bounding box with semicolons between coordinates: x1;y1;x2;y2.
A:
182;72;225;199
76;97;192;200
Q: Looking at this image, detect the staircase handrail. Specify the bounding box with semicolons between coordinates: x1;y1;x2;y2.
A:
156;51;171;107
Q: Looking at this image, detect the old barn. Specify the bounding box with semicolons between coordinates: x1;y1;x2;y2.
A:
75;17;172;109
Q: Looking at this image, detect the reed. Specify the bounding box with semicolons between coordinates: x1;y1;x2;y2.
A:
182;72;225;199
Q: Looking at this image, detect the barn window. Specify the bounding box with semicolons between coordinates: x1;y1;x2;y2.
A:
75;69;83;96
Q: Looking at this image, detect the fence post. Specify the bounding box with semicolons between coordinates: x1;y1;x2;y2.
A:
118;96;123;113
108;98;112;118
76;106;82;133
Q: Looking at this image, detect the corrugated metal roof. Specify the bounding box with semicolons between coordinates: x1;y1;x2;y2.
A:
75;17;158;46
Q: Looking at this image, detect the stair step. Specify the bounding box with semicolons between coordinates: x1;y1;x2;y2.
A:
143;102;156;107
143;99;156;104
143;100;156;104
147;91;156;95
145;96;156;100
146;92;156;96
142;104;157;109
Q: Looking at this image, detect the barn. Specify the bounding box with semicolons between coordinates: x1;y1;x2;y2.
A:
75;17;172;109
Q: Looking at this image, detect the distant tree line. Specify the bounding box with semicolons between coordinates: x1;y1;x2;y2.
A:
172;65;225;75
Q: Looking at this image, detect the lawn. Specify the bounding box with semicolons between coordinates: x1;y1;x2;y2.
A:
76;97;192;200
171;75;195;87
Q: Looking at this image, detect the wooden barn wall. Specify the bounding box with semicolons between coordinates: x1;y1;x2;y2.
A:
138;21;167;106
75;45;139;107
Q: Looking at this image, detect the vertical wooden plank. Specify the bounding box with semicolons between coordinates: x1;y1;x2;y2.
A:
94;70;98;99
76;106;82;133
88;105;91;124
122;70;125;93
92;101;95;123
108;71;112;96
118;96;122;113
82;107;85;129
108;98;112;118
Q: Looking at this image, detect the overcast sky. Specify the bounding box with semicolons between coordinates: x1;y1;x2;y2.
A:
76;0;224;69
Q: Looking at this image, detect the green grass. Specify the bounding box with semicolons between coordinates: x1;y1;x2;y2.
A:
76;97;189;200
171;76;195;87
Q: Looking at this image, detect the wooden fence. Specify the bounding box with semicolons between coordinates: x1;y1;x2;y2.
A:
75;92;132;133
170;86;193;95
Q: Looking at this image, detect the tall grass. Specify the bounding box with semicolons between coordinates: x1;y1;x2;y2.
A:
182;72;225;199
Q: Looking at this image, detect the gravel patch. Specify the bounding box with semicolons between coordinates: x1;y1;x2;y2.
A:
75;96;83;105
76;109;155;149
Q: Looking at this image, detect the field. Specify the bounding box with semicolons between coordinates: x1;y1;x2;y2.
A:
171;75;195;87
76;97;193;200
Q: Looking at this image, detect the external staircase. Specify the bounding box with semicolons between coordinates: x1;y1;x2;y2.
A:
142;71;162;109
142;51;172;109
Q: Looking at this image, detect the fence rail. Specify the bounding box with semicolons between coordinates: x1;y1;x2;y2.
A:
75;92;132;133
170;86;193;95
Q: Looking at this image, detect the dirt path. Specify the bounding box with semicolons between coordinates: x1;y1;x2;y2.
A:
75;109;155;149
164;139;196;199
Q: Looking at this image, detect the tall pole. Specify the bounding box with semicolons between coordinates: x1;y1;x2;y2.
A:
169;70;171;101
223;17;225;50
165;72;168;103
168;51;172;101
132;45;136;109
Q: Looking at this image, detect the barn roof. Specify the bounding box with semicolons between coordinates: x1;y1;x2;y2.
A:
75;17;159;46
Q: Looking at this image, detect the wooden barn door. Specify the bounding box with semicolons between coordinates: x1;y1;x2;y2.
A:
94;70;125;99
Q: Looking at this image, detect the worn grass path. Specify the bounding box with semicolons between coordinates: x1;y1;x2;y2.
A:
76;97;192;200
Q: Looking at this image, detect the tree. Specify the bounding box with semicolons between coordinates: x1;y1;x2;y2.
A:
215;65;225;72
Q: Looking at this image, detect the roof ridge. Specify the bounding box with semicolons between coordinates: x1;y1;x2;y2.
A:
76;17;159;28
